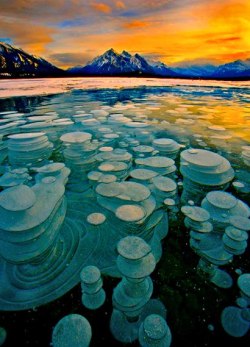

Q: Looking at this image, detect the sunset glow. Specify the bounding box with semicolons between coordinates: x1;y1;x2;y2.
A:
0;0;249;68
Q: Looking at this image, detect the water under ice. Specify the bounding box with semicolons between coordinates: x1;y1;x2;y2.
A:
0;81;249;347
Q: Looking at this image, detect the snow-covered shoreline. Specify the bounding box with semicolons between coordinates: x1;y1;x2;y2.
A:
0;77;249;99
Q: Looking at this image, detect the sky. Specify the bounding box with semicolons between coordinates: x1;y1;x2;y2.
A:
0;0;249;68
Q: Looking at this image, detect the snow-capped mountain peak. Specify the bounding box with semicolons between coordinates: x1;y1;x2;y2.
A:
121;50;132;58
69;48;157;75
68;49;177;76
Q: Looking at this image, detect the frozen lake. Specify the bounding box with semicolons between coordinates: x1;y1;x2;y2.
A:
0;78;249;347
0;76;249;98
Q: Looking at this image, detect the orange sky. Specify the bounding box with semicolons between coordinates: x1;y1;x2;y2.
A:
0;0;249;68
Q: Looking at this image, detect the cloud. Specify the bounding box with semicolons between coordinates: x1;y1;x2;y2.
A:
91;2;112;14
1;1;90;21
0;0;249;67
49;52;94;68
213;51;250;63
142;52;173;62
119;10;140;18
206;36;241;44
0;19;56;54
123;20;150;29
170;57;220;67
115;1;126;9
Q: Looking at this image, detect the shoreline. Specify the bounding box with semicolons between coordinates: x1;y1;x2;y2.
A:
0;77;249;99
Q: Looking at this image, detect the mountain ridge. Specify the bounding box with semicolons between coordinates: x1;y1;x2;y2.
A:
68;48;179;77
68;48;250;79
0;42;249;80
0;42;64;78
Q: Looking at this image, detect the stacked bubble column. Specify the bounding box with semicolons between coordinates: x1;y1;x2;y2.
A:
201;191;250;233
80;265;106;310
151;176;177;209
7;132;53;168
110;236;156;343
95;180;166;265
0;167;31;189
180;149;234;205
163;198;179;224
60;132;98;192
0;165;81;310
134;156;177;179
152;138;181;160
0;177;67;266
181;205;234;288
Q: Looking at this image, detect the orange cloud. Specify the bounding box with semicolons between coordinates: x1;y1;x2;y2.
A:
44;0;250;67
91;2;112;14
123;20;150;29
1;0;249;68
115;1;126;9
0;20;55;55
206;36;241;44
212;51;250;63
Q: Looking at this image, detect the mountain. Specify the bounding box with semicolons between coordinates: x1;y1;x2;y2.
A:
211;59;250;79
149;61;179;77
68;49;249;79
69;49;154;76
169;60;250;79
68;49;177;77
0;42;64;78
0;42;249;80
171;64;218;77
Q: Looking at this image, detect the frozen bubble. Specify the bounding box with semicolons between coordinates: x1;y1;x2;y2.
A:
181;206;210;222
115;204;146;222
233;181;245;189
99;146;113;152
181;148;223;168
206;191;237;210
236;297;248;308
87;213;106;225
164;198;176;207
238;274;250;298
207;324;214;332
221;306;249;337
139;314;172;346
130;169;158;180
60;132;92;143
229;215;250;231
52;314;92;347
0;185;36;211
117;236;151;260
96;182;121;197
80;265;101;284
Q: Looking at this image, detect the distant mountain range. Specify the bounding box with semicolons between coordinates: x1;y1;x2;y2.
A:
0;42;249;80
68;49;250;79
173;59;250;79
